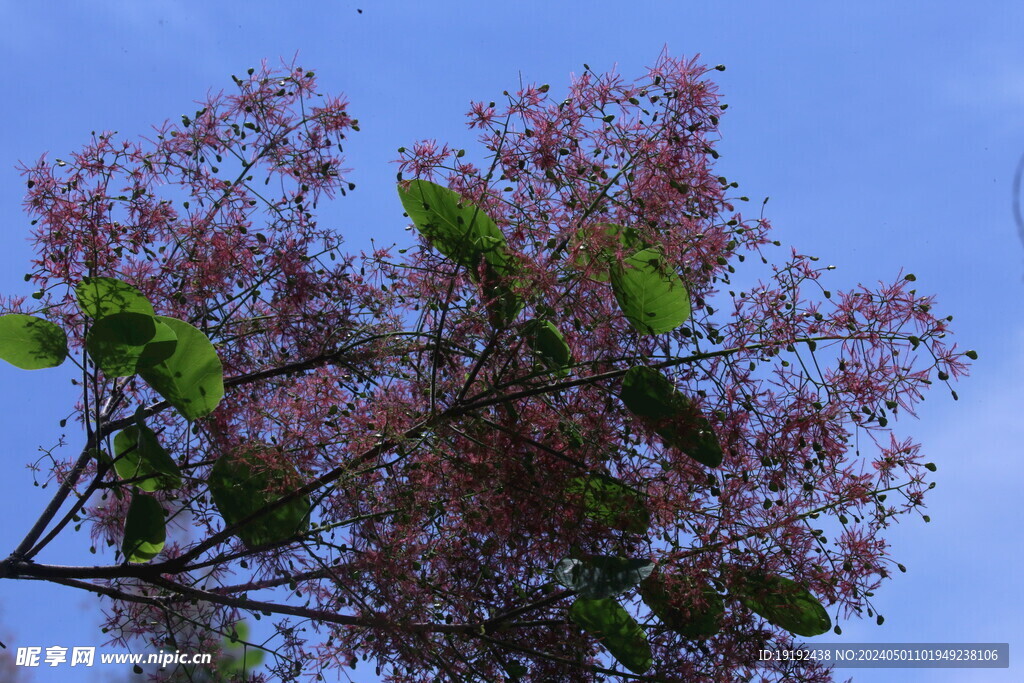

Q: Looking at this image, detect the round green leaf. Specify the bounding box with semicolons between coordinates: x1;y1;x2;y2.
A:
639;572;724;638
397;179;512;276
566;474;650;534
122;493;166;563
75;277;155;318
85;312;177;377
620;366;723;468
569;597;652;674
113;417;182;492
0;314;68;369
610;248;691;334
735;572;832;637
554;556;654;599
138;317;223;420
209;448;311;549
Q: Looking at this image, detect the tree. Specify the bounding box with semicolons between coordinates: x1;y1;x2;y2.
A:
0;53;969;682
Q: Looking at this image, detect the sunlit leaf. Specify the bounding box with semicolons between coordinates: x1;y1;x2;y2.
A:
639;571;724;638
620;366;723;467
122;493;165;563
567;474;650;533
569;597;652;674
113;415;182;492
75;277;155;318
554;556;654;599
85;312;177;377
139;317;223;420
610;248;690;334
0;314;67;369
209;448;311;549
735;571;831;637
397;179;513;277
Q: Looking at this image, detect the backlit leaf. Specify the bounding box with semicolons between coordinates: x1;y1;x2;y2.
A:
139;317;223;420
620;366;723;467
0;314;67;369
610;248;690;334
223;648;265;674
122;493;165;563
221;621;266;673
209;448;311;549
113;415;182;492
398;179;513;277
567;474;650;533
85;312;177;377
75;277;155;318
639;571;724;638
569;598;652;674
735;571;831;637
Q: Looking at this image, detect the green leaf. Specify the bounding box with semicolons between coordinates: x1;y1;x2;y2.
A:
620;366;723;467
569;598;652;674
397;179;512;276
399;179;522;327
554;556;654;599
122;493;166;563
639;571;724;638
735;572;831;637
0;314;68;369
223;648;265;674
209;448;311;549
75;277;155;318
566;474;650;534
90;448;113;468
85;312;177;377
620;366;679;421
139;317;223;420
527;319;572;376
113;416;182;492
222;621;265;674
571;223;643;281
610;247;691;334
227;621;250;645
481;263;523;329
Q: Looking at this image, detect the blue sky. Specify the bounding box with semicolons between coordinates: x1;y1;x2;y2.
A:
0;1;1021;681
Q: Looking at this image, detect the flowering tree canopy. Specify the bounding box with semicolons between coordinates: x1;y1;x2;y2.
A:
0;54;970;682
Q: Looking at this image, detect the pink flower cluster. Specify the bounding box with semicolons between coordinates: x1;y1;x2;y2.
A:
5;52;971;682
